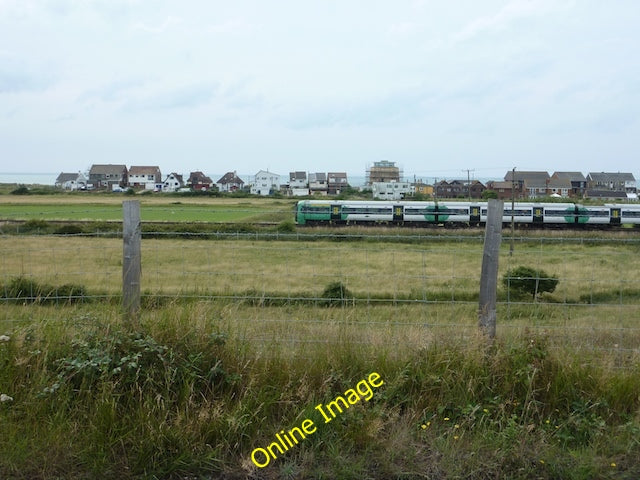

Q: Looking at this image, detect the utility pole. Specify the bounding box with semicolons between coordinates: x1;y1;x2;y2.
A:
510;167;516;256
462;169;474;201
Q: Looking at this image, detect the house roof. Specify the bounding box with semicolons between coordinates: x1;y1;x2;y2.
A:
587;172;636;182
129;166;161;176
309;172;326;182
188;171;213;184
289;171;307;181
547;178;572;188
165;173;184;183
328;172;348;183
585;189;628;199
488;181;513;190
56;172;81;183
504;170;550;182
89;164;127;175
552;171;586;182
216;171;244;185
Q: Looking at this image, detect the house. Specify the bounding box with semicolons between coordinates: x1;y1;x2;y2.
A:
412;181;433;197
216;171;245;193
88;164;127;190
552;172;587;197
55;172;87;191
309;172;328;195
327;172;348;195
546;177;572;197
250;170;280;196
187;171;214;191
587;172;636;193
163;173;184;192
289;171;309;196
372;181;414;200
128;166;162;190
523;178;549;198
289;171;308;189
485;181;522;200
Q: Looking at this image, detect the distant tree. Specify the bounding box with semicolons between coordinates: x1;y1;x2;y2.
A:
482;189;498;199
503;266;559;300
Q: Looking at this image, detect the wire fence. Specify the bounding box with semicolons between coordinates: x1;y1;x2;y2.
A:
1;228;640;359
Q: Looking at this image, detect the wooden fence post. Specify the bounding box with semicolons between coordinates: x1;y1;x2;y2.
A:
478;199;504;339
123;200;141;323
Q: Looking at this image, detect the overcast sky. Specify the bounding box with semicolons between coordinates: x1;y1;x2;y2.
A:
1;0;639;180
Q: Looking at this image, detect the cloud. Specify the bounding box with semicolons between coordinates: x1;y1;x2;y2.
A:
282;87;436;130
453;0;567;42
133;15;182;33
207;19;253;35
0;56;54;93
123;82;218;112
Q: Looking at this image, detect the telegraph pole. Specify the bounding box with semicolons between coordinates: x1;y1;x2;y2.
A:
510;167;516;256
462;169;474;201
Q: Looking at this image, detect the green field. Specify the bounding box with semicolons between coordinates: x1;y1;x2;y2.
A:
0;195;295;223
2;196;640;479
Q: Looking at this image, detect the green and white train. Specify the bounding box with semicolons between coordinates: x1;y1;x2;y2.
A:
295;200;640;227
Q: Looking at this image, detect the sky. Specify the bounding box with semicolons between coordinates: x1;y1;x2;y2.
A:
1;0;639;181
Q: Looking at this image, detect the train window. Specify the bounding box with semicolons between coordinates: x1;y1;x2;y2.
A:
342;207;392;214
585;209;610;217
503;209;532;216
621;210;640;217
301;206;330;214
545;209;573;216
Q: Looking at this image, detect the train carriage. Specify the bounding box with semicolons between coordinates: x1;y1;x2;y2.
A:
296;199;640;228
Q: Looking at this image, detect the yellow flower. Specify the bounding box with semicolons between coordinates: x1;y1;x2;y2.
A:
611;463;617;468
483;408;489;413
545;419;550;424
454;424;460;429
444;417;450;421
453;435;459;440
421;424;426;429
539;459;545;464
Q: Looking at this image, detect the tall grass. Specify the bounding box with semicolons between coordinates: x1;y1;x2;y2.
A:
1;302;640;479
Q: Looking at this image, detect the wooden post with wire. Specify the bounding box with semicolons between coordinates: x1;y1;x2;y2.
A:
123;200;141;324
478;199;504;339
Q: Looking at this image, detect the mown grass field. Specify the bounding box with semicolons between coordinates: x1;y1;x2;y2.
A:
0;194;296;223
1;195;640;479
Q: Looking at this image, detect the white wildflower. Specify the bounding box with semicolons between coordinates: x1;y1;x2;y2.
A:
0;393;14;403
0;335;10;342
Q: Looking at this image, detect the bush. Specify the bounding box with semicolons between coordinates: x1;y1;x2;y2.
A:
322;281;353;306
503;266;559;299
11;185;30;195
2;276;87;304
54;224;85;235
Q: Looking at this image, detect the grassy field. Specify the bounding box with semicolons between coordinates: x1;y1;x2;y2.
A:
2;197;640;478
0;194;296;223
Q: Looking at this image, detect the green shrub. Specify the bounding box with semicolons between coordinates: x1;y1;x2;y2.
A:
503;266;559;299
11;185;30;195
322;281;353;306
54;224;85;235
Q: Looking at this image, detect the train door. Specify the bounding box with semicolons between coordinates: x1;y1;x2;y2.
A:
330;204;342;222
533;207;544;225
393;205;403;223
470;206;480;226
610;207;621;225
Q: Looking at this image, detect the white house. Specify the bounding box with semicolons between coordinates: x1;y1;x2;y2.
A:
163;172;184;192
55;172;87;190
216;171;245;192
372;181;414;200
250;170;280;196
128;166;162;190
289;171;309;196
